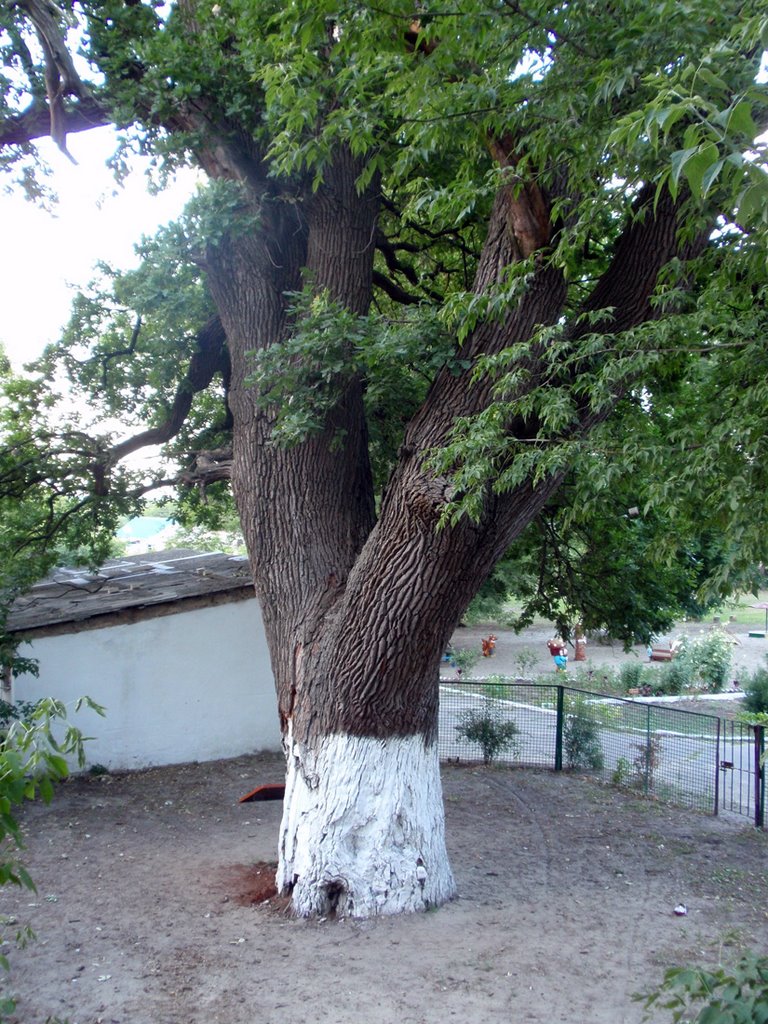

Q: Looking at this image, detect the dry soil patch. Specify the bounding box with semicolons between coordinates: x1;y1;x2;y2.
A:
1;752;766;1024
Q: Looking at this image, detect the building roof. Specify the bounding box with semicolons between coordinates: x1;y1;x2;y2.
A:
7;550;255;635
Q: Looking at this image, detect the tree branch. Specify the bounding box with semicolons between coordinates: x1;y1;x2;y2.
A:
0;95;113;150
371;269;421;305
92;315;229;493
101;316;142;388
569;185;711;341
13;0;98;160
177;447;233;488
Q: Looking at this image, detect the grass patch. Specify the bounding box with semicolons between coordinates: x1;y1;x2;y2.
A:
721;591;768;629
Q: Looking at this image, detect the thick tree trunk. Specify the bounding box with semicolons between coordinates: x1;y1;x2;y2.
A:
201;142;696;918
201;154;462;917
279;729;454;917
213;184;557;916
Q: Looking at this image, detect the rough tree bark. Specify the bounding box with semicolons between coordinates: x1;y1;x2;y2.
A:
198;142;695;915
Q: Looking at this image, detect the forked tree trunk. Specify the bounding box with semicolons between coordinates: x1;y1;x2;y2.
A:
202;156;468;917
202;146;695;918
5;0;724;923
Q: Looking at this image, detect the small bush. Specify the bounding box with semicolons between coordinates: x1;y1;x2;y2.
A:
512;647;538;678
455;702;519;765
450;646;481;675
636;952;768;1023
619;662;646;692
633;735;662;790
563;700;604;770
611;756;631;786
654;659;693;696
683;630;734;693
742;665;768;716
600;669;622;693
0;696;103;1021
478;675;511;700
573;663;626;696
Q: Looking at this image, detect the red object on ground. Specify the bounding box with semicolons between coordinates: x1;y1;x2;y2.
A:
239;783;286;804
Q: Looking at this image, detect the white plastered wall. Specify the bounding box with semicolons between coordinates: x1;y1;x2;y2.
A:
12;598;281;770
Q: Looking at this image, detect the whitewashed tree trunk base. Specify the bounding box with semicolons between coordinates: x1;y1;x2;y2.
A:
277;730;456;918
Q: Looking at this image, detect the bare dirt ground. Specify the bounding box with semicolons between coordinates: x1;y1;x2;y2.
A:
2;750;767;1024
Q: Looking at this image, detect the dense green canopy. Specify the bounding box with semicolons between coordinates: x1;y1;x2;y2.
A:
1;1;767;642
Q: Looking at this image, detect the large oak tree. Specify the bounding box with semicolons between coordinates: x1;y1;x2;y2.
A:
1;0;767;917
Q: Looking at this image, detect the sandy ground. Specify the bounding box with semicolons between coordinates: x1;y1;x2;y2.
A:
2;749;767;1024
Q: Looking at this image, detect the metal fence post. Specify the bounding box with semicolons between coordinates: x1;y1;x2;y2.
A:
644;705;651;795
554;685;564;771
714;716;720;817
755;725;765;830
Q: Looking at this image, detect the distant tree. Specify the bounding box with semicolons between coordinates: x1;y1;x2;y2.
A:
475;484;755;646
1;0;767;918
0;348;125;682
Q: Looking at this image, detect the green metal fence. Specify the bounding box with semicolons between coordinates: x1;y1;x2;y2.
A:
438;680;765;826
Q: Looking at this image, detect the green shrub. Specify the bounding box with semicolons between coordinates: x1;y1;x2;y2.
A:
611;756;631;786
455;702;519;765
633;735;662;790
450;646;481;675
647;632;733;694
0;696;103;1021
743;665;768;716
0;697;102;888
654;659;693;695
600;669;622;693
637;953;768;1023
512;647;538;678
563;699;604;770
576;666;620;693
477;675;511;700
683;630;734;693
619;662;646;692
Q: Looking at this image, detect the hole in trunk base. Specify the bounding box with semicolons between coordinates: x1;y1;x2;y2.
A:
324;880;347;918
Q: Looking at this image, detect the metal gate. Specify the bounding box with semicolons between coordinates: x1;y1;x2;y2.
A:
438;681;766;827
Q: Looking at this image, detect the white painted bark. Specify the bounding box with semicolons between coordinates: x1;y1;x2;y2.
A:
277;729;456;918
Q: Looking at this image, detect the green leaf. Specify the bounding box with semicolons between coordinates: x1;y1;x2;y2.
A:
737;183;768;226
682;143;720;198
669;146;699;196
683;124;703;149
15;864;36;892
657;104;686;134
695;66;729;95
722;100;758;139
700;158;724;198
38;775;54;804
700;1009;734;1024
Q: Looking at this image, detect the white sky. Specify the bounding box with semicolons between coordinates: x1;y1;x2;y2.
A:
0;128;199;371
